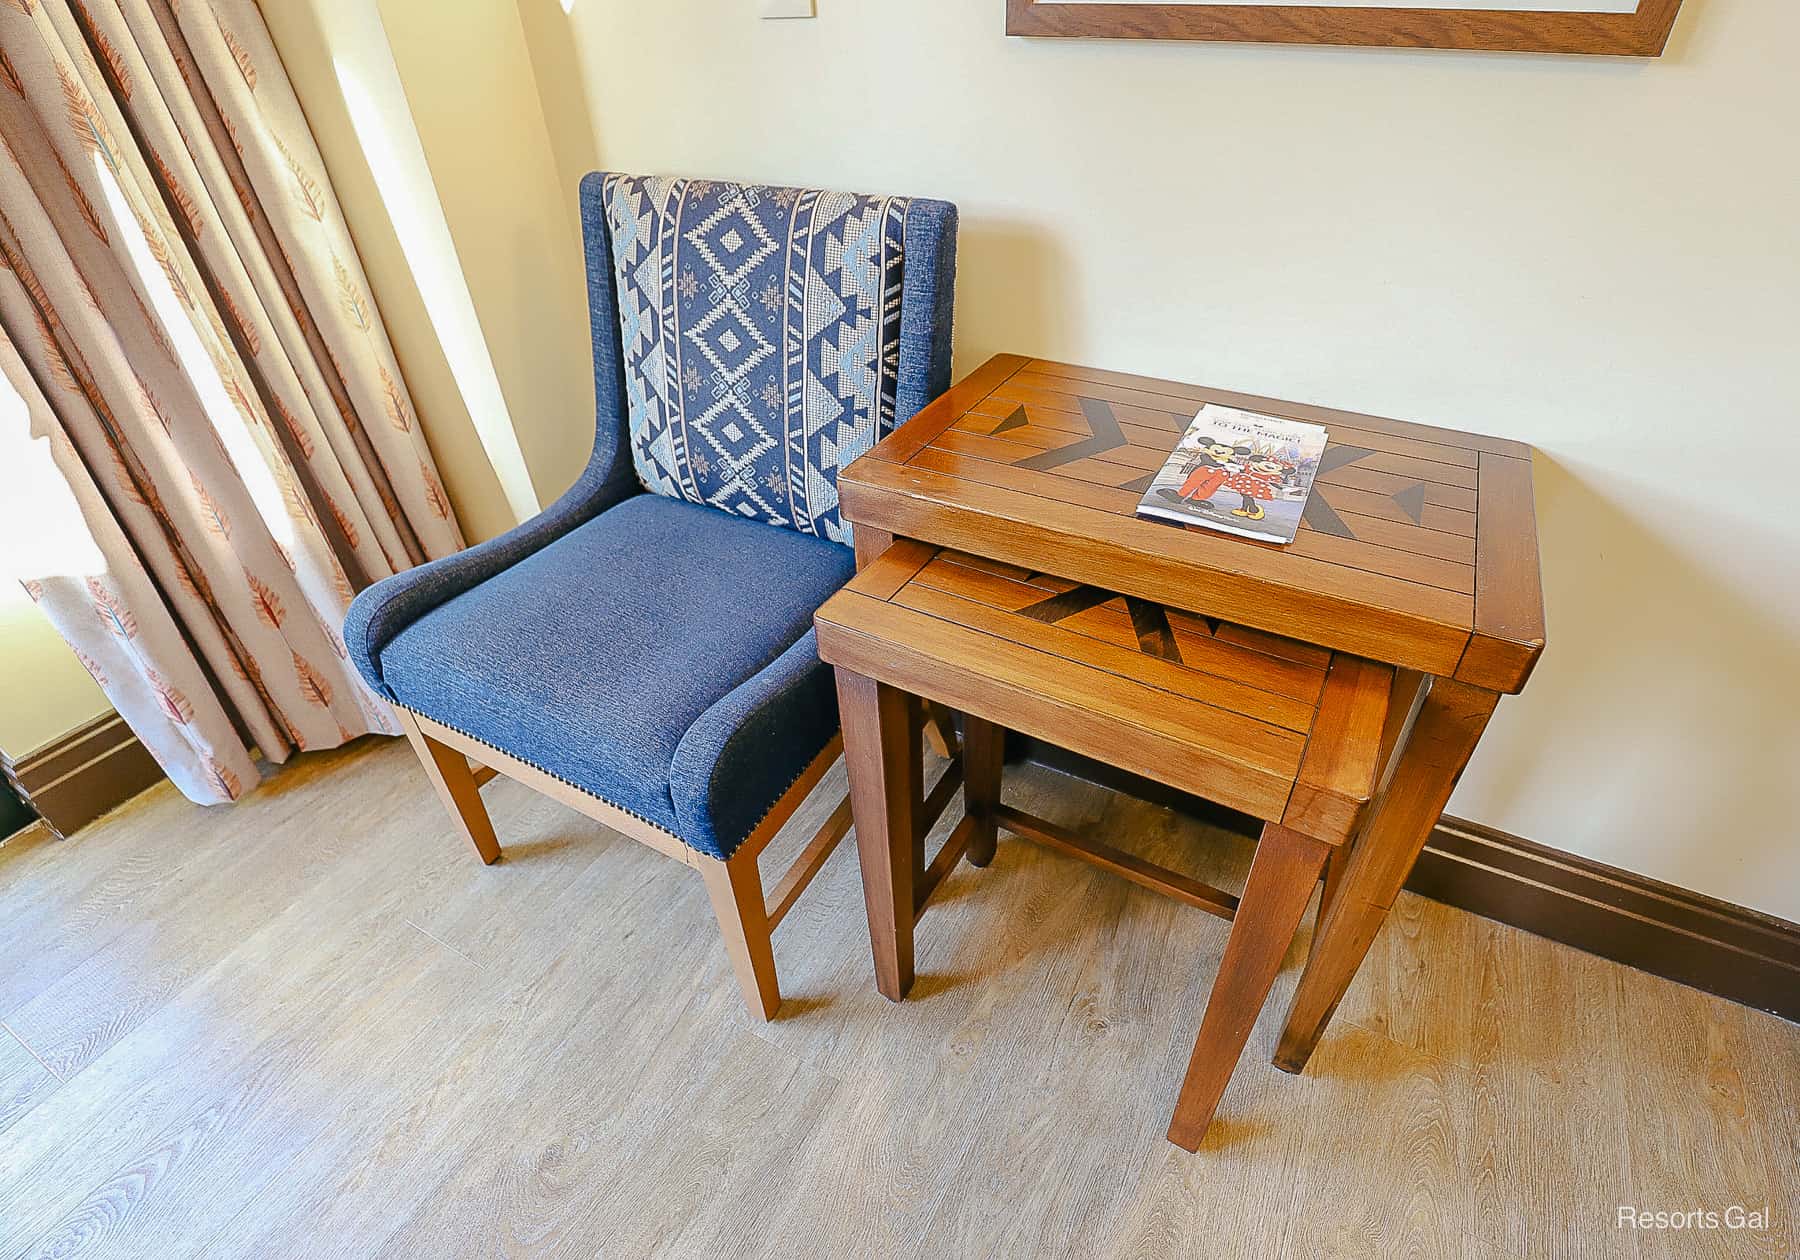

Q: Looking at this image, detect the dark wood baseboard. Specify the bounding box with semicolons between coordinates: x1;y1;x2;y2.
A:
1;712;165;840
1409;817;1799;1023
1021;740;1800;1024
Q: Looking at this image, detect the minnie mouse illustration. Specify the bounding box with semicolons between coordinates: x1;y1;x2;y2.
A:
1223;452;1297;521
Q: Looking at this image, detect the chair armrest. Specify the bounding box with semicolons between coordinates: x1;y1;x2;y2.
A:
668;628;839;858
345;460;637;700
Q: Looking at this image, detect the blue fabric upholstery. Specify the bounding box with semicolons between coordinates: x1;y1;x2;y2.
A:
897;198;958;425
345;170;956;860
377;495;853;859
603;175;956;544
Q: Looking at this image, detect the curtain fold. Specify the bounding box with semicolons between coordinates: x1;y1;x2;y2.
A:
0;0;466;804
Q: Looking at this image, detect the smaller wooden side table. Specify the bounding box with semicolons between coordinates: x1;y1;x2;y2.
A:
816;542;1406;1147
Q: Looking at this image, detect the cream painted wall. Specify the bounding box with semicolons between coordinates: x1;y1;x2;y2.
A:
376;0;595;508
498;0;1798;920
0;586;109;759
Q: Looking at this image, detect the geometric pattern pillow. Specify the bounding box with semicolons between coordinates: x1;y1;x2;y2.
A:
602;174;909;543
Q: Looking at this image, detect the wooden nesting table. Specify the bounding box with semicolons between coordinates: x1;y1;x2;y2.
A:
816;543;1408;1145
818;353;1546;1147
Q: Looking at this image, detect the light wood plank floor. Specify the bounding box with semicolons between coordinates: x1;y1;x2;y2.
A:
0;737;1792;1259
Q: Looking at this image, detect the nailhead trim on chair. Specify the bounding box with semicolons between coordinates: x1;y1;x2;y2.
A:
400;705;681;842
398;705;832;858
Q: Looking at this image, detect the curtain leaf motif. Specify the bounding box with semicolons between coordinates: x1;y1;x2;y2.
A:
0;48;26;96
379;361;409;432
147;667;193;725
274;133;323;223
245;567;284;629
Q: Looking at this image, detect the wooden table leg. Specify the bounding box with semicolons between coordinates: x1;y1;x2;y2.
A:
1167;823;1329;1151
1273;676;1499;1074
836;668;921;1001
961;715;1004;868
853;526;895;571
1315;841;1348;932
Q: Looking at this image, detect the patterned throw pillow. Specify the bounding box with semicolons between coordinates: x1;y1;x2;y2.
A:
602;175;909;544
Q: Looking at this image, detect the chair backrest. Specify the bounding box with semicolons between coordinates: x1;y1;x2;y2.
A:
580;173;957;545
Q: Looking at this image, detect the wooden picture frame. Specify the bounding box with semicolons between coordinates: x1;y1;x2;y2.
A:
1004;0;1684;56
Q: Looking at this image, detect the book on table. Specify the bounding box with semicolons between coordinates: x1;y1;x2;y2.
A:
1136;404;1329;545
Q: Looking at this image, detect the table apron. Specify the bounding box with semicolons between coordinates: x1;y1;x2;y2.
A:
816;622;1300;824
840;488;1472;680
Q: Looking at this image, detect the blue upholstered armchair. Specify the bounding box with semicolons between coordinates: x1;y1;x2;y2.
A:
345;173;957;1019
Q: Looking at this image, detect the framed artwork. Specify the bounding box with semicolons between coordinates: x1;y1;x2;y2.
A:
1004;0;1685;56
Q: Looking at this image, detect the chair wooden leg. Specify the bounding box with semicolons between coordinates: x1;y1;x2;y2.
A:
922;701;961;760
961;715;1004;868
396;707;501;865
700;851;781;1021
1167;823;1329;1151
836;668;919;1002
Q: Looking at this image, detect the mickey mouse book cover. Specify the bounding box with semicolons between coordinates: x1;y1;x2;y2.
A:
1136;405;1329;545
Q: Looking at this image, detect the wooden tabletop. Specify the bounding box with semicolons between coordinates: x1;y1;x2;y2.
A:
816;541;1394;838
840;355;1546;693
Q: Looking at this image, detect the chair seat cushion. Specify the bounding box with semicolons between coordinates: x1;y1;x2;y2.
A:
379;493;854;858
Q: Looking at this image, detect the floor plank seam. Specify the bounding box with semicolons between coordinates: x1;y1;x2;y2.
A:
0;1022;65;1087
402;918;487;971
0;1018;64;1084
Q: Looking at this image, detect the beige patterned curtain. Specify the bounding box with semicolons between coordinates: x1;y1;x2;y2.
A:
0;0;465;804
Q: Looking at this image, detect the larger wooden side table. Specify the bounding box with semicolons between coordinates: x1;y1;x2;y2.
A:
835;354;1546;1092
